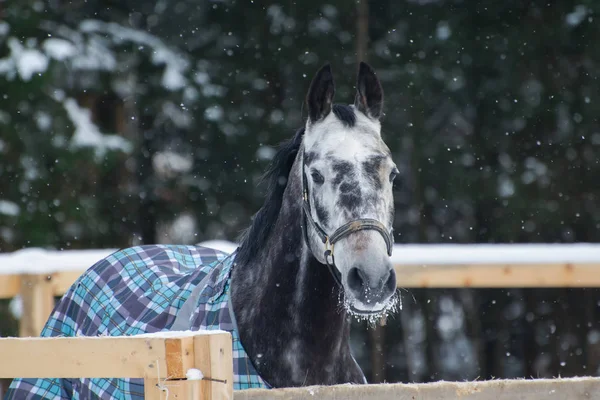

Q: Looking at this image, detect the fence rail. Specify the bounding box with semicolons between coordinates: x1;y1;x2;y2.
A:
2;243;600;336
1;331;599;399
235;378;600;399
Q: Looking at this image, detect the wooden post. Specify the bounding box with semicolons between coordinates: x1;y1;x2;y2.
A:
194;333;234;400
19;274;54;337
144;336;199;399
144;379;202;400
143;379;165;400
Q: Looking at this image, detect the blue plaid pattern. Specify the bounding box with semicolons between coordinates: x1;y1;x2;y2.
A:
4;244;270;399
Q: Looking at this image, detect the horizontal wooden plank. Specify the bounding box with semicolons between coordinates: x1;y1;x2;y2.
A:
0;271;84;299
234;377;600;400
2;262;600;302
50;270;85;296
395;262;600;288
0;331;225;379
0;275;20;299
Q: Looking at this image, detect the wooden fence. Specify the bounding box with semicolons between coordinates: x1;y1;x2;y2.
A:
0;330;233;400
236;378;600;399
2;243;600;337
1;330;599;399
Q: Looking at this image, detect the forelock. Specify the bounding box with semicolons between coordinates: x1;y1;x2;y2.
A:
332;104;356;127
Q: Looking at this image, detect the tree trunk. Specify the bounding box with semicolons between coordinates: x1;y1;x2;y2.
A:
138;111;157;245
356;0;369;63
369;318;386;383
354;0;385;383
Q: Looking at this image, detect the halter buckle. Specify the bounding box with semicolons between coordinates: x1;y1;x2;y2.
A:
324;237;335;264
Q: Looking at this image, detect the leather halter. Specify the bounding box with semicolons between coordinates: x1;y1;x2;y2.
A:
300;152;394;288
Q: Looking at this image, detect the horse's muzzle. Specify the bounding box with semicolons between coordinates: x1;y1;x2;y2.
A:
346;263;396;309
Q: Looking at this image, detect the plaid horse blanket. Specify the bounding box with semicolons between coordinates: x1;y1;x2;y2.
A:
4;244;270;399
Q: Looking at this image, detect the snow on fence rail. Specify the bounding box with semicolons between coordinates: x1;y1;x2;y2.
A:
0;330;233;400
2;241;600;336
235;377;600;400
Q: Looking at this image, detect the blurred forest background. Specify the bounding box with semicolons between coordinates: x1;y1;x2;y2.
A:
1;0;600;386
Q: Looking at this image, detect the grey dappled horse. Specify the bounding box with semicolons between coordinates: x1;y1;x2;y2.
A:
5;62;399;399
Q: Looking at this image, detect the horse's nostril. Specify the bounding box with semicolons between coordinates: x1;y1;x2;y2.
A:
347;267;367;292
384;269;396;293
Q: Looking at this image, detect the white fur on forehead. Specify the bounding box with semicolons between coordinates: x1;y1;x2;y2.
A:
304;107;382;153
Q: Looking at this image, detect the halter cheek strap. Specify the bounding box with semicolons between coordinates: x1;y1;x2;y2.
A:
300;155;394;288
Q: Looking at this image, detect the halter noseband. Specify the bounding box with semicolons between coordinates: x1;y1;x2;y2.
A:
300;153;394;288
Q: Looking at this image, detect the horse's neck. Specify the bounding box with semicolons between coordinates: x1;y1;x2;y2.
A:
230;165;363;387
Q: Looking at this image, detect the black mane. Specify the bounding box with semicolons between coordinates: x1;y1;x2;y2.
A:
235;127;305;265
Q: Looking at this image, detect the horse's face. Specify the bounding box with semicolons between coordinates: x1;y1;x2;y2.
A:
302;63;398;317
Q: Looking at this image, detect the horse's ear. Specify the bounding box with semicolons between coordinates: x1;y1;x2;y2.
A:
354;62;384;119
306;63;335;123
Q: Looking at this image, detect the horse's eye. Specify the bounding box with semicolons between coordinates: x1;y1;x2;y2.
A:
389;168;399;182
311;170;325;185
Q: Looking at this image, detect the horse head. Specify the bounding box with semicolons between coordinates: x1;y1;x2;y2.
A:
301;62;398;317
